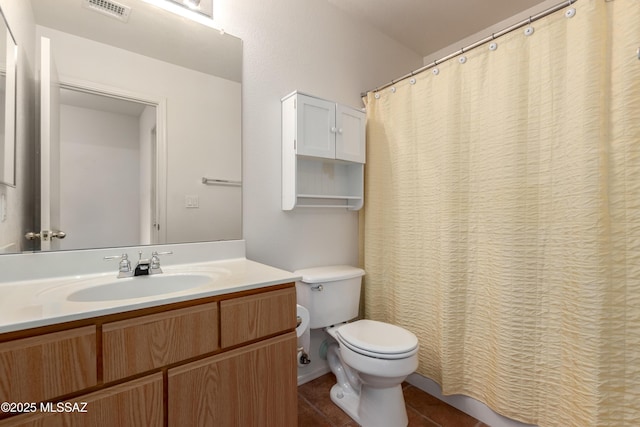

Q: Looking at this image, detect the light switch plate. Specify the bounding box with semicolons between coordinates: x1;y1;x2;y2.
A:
185;195;199;208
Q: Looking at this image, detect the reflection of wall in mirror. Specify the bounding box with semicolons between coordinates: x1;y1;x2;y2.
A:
59;103;142;250
36;25;242;248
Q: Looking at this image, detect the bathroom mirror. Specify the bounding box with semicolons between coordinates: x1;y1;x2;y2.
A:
26;0;242;252
0;7;17;187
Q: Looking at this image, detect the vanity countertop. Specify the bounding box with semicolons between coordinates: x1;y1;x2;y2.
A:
0;258;301;334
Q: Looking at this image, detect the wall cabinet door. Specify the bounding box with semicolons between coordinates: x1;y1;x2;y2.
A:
336;104;366;163
293;93;366;163
167;333;297;427
295;94;336;159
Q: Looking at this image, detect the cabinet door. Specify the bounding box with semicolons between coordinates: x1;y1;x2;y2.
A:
336;104;366;163
168;333;297;427
1;373;163;427
296;94;336;159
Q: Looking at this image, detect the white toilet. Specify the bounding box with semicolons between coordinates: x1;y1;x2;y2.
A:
295;265;419;427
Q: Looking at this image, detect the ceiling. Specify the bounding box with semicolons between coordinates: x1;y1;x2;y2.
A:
327;0;551;57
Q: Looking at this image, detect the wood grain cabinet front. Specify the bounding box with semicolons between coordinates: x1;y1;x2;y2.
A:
0;373;163;427
0;326;97;404
167;332;297;427
0;283;297;426
220;287;296;348
102;302;219;383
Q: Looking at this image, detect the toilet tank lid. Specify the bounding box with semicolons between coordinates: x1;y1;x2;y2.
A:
294;265;365;284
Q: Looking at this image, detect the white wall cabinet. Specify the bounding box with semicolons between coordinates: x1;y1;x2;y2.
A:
282;91;365;210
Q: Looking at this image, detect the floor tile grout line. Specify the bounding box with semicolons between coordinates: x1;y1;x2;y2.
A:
407;405;443;427
298;392;336;426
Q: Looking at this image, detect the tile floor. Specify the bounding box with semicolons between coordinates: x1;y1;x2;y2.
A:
298;373;488;427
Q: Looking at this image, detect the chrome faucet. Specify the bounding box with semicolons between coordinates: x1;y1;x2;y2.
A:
134;251;173;276
104;251;172;278
134;251;151;276
104;253;133;278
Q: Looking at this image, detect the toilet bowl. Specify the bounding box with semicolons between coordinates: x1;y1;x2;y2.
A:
295;266;420;427
326;320;419;427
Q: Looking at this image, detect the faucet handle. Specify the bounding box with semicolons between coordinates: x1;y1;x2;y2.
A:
152;251;173;256
150;251;172;273
104;253;132;277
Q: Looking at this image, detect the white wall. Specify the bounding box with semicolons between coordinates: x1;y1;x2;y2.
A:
0;0;36;253
214;0;423;271
58;104;140;250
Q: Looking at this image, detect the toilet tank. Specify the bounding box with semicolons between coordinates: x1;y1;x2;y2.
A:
294;265;365;329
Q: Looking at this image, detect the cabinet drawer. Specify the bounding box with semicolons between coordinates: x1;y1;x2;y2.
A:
103;303;218;382
0;373;163;427
220;287;296;348
0;326;97;404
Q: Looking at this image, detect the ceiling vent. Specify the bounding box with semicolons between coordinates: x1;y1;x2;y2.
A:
83;0;132;22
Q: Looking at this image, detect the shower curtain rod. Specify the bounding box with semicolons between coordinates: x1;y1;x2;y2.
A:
362;0;578;97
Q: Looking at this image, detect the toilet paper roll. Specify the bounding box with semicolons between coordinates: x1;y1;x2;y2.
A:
296;304;310;338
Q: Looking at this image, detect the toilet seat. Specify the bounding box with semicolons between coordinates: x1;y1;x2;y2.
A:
335;319;418;360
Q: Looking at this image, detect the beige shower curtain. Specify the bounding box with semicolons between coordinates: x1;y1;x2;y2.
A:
361;1;639;425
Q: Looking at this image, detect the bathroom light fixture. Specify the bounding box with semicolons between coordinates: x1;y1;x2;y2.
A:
141;0;217;28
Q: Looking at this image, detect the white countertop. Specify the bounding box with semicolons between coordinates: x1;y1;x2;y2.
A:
0;258;301;334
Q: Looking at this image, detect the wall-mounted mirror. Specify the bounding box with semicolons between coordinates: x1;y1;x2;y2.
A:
23;0;242;253
0;7;17;187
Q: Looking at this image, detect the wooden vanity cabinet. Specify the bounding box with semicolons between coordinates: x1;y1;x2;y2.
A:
0;284;297;427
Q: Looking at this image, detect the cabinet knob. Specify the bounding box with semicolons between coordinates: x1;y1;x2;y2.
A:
338;128;343;134
330;127;337;133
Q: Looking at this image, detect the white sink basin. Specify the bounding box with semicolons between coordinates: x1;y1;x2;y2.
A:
66;273;215;302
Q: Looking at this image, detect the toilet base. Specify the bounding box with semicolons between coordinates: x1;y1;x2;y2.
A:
330;383;360;422
330;382;409;427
